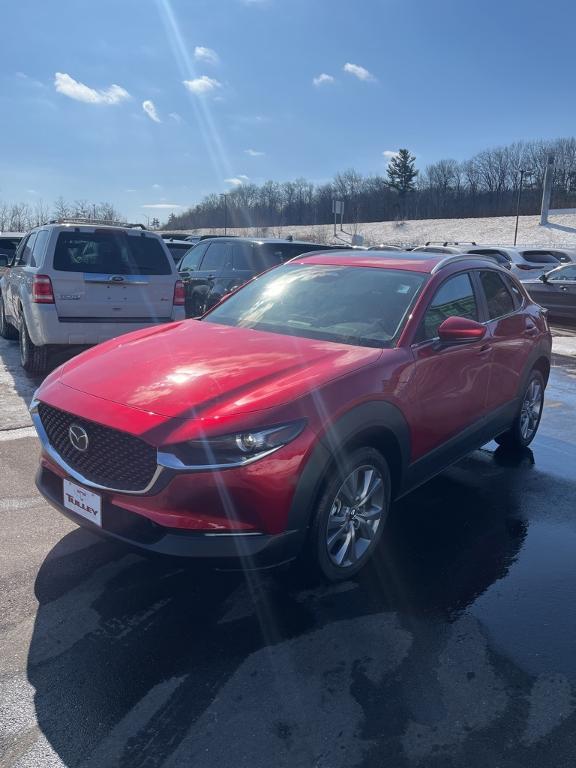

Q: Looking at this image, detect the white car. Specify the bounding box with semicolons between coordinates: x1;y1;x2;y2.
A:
0;221;185;373
465;247;575;279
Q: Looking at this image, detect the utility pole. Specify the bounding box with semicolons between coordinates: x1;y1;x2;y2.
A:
220;193;228;235
514;169;531;246
540;154;555;226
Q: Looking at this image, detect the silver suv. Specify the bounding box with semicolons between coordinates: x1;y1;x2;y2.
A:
0;221;185;373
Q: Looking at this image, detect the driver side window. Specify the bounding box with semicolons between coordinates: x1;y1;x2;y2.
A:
549;266;576;282
418;273;478;342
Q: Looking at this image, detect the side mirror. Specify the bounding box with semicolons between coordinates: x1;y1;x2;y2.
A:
437;316;486;345
539;273;549;283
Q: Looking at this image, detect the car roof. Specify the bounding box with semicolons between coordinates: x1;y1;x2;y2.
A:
0;232;25;238
293;250;503;274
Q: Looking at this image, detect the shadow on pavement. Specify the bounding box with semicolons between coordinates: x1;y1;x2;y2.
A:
27;443;576;768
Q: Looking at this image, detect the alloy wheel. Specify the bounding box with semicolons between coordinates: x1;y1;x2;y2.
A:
520;377;543;441
325;464;385;568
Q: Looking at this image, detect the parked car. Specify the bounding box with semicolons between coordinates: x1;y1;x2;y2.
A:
523;263;576;320
32;252;550;581
0;222;185;373
465;247;574;279
0;233;25;264
177;237;336;317
163;238;195;263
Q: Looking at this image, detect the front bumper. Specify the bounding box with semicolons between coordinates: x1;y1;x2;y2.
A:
36;464;304;568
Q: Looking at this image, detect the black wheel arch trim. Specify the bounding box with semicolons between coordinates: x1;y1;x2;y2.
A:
285;401;411;544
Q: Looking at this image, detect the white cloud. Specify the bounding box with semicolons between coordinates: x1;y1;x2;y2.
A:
141;203;184;209
142;100;161;123
183;76;222;95
194;46;219;65
343;63;376;82
54;72;130;104
313;73;335;87
225;175;250;186
241;0;270;5
383;150;399;161
152;183;162;189
245;148;265;157
125;189;137;193
168;112;183;124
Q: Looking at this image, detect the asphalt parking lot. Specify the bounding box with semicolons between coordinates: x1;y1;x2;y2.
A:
2;335;576;767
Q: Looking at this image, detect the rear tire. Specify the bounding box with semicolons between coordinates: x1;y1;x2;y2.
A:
0;295;18;340
19;315;49;374
495;369;544;450
307;447;391;582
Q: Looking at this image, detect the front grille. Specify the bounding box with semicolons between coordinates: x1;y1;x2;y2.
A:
38;403;157;492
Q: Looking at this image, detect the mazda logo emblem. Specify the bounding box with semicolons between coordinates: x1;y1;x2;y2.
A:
69;424;89;452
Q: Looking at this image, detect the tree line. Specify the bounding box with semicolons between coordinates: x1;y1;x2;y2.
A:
0;198;124;232
166;137;576;231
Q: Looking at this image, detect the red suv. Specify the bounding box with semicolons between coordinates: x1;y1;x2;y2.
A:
32;252;551;581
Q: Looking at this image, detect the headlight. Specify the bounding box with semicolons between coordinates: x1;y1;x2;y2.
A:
159;420;306;470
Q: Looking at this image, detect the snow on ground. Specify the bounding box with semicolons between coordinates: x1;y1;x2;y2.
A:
186;210;576;248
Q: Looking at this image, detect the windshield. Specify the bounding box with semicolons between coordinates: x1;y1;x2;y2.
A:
205;263;426;347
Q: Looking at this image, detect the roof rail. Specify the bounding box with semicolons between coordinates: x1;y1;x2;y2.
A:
430;254;500;273
45;218;147;229
425;240;477;247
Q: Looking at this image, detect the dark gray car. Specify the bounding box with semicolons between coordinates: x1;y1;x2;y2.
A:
177;237;335;317
524;263;576;320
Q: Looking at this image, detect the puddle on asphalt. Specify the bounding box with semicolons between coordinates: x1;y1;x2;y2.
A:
471;520;576;681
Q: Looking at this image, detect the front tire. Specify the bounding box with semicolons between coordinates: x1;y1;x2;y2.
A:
19;315;49;374
0;295;18;340
308;447;391;582
495;369;544;450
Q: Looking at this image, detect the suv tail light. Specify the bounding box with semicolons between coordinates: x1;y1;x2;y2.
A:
173;280;185;306
32;275;55;304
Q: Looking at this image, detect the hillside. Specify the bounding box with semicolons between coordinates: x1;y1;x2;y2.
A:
175;211;576;248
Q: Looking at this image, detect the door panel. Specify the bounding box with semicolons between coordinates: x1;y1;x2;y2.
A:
407;272;492;459
182;240;231;316
478;271;535;411
408;340;492;458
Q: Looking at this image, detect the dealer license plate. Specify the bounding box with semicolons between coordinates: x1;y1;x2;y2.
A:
63;479;102;527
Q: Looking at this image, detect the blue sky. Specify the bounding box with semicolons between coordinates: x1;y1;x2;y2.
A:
1;0;575;222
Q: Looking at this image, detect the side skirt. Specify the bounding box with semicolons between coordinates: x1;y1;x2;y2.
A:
398;399;520;499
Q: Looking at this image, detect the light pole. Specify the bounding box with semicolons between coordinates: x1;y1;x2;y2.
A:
219;193;228;235
514;169;532;246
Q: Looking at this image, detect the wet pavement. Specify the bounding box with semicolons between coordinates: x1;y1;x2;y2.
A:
1;338;576;767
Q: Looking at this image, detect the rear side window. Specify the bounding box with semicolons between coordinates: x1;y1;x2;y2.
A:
231;242;255;271
179;242;208;271
479;271;515;318
19;233;37;266
419;273;478;341
53;232;172;274
521;251;560;265
200;241;231;272
500;274;524;308
30;230;50;267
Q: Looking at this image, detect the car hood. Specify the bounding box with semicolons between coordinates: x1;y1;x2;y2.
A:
53;320;382;419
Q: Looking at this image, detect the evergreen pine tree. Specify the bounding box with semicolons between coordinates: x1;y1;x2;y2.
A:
386;149;418;197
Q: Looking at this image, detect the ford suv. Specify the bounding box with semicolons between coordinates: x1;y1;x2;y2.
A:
32;252;551;581
0;221;185;373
